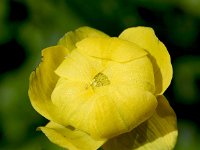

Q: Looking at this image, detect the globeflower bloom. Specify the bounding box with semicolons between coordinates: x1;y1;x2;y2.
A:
29;26;178;150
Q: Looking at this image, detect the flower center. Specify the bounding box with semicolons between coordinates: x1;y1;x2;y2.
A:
91;72;110;88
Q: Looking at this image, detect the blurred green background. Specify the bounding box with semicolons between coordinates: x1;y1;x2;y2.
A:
0;0;200;149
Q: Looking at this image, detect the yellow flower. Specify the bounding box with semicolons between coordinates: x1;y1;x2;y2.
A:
29;26;178;150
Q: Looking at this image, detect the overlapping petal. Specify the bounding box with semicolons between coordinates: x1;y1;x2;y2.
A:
38;121;106;150
55;50;105;82
58;26;109;51
104;56;155;93
76;37;147;63
28;46;69;121
119;27;173;95
102;95;178;150
51;76;157;139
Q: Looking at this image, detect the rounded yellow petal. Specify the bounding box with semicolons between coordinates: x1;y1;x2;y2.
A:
76;37;147;62
104;55;155;93
51;77;157;139
38;121;106;150
55;50;105;82
58;26;109;51
28;46;69;121
119;27;173;95
102;95;178;150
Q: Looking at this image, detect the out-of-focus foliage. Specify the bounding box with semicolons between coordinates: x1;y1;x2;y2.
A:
0;0;199;149
174;56;200;104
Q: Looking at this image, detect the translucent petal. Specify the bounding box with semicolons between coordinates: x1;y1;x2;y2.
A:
51;77;157;139
76;37;147;62
38;121;106;150
28;46;69;121
119;27;173;95
103;95;178;150
58;26;109;51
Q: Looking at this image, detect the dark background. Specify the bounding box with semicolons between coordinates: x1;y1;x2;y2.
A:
0;0;200;149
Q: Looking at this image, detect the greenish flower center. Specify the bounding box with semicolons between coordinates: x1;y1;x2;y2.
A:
91;72;110;88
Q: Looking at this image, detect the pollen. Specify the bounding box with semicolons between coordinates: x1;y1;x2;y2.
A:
91;72;110;88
